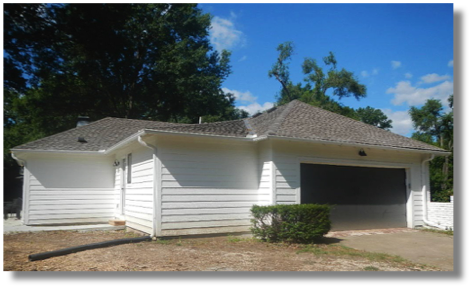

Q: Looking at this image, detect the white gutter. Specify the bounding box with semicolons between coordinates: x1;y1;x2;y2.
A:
11;152;27;167
10;149;106;155
137;134;160;238
421;154;448;229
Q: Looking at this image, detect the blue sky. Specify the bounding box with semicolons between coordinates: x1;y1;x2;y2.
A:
200;3;454;136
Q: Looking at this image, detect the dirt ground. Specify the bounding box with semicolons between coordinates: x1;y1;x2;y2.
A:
3;230;440;271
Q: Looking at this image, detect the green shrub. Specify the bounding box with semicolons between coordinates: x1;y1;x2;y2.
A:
250;204;331;243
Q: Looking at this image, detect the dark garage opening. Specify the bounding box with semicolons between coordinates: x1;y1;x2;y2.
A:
300;163;408;231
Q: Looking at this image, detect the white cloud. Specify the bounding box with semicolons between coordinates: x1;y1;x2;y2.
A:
387;80;453;107
391;61;401;69
238;55;247;62
420;73;450;84
361;68;378;78
238;102;275;115
210;15;244;52
222;87;257;103
448;60;453;67
223;87;274;115
405;73;413;79
382;109;413;136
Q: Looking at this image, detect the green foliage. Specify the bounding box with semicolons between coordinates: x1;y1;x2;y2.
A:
4;4;242;129
268;42;392;130
5;4;240;125
250;204;331;243
409;99;444;140
409;97;454;201
269;42;366;106
268;41;294;99
355;106;393;130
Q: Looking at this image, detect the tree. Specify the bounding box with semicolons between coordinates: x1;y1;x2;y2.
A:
268;42;391;130
268;41;294;101
409;99;444;144
269;42;366;107
301;53;366;102
355;107;392;130
4;4;244;128
409;97;454;201
3;4;57;93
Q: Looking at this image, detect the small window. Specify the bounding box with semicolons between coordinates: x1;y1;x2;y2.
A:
127;153;132;184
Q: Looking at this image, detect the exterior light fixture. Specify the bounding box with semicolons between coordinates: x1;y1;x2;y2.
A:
358;149;367;156
113;160;120;167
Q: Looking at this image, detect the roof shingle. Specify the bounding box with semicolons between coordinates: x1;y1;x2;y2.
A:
249;100;446;152
12;100;447;153
12;118;248;151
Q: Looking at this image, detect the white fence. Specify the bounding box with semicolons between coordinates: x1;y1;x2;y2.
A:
428;196;454;230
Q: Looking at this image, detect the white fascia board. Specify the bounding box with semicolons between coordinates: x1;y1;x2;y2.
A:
10;149;106;156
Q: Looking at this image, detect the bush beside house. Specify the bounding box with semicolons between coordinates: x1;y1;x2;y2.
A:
250;204;332;243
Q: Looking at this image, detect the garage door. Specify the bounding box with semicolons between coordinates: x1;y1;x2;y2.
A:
300;163;407;230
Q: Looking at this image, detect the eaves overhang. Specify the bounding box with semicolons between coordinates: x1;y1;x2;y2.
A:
11;129;450;158
265;135;451;156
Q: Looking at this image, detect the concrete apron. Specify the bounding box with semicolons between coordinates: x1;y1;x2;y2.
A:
328;228;454;271
3;218;125;234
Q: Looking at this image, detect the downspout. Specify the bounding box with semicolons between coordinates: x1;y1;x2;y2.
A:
421;154;446;229
137;135;160;238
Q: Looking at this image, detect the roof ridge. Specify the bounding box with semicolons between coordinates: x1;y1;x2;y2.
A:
266;101;297;136
108;116;246;127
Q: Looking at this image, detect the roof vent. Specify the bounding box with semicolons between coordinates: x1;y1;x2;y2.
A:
77;116;90;127
78;137;87;143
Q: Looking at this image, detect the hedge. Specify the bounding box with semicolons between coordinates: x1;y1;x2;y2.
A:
250;204;332;243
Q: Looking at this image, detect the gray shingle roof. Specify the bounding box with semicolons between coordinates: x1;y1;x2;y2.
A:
12;118;248;152
12;100;447;153
248;100;447;152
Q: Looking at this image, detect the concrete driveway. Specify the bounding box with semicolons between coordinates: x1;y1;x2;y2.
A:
328;228;454;271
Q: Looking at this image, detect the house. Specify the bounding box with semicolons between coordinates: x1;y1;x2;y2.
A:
11;100;450;237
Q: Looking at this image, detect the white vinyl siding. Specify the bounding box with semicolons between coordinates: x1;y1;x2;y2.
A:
155;136;266;236
20;134;429;233
116;144;154;234
24;154;115;225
